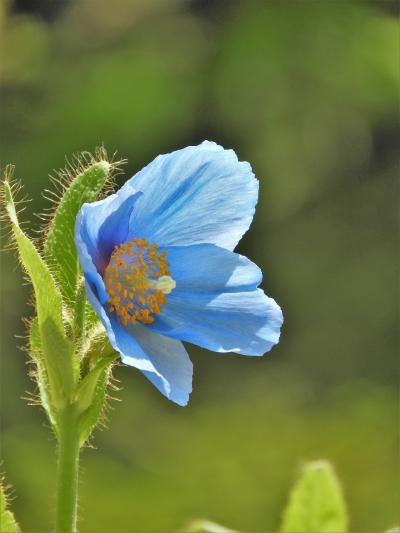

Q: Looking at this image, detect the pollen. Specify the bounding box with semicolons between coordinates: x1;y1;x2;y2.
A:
104;238;176;326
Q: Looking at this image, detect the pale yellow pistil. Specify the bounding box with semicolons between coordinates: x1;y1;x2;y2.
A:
104;238;175;326
147;275;176;294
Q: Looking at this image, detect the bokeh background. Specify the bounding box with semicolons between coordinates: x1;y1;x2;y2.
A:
1;0;398;532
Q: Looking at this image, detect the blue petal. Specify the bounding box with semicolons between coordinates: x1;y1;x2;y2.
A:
127;141;259;250
75;182;142;272
75;210;109;303
149;261;283;356
124;324;193;406
146;244;282;355
83;277;192;406
165;243;262;292
74;172;194;405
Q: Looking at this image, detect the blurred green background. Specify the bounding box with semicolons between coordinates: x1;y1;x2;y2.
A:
1;0;398;531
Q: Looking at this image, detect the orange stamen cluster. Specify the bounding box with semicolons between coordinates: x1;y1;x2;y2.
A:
104;238;172;326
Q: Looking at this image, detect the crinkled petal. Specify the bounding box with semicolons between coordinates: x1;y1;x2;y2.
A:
75;210;109;303
84;277;192;406
165;243;262;292
82;277;157;374
128;141;258;250
124;324;193;406
75;182;142;272
149;289;283;356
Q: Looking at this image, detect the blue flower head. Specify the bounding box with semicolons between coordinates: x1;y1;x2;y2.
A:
75;142;283;406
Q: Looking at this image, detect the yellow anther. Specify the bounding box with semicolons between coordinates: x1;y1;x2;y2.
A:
103;237;175;326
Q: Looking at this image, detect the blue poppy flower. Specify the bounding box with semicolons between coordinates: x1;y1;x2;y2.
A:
75;141;283;406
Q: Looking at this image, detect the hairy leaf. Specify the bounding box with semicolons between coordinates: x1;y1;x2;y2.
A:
30;317;57;426
0;477;20;533
44;157;111;304
77;354;116;445
3;179;76;409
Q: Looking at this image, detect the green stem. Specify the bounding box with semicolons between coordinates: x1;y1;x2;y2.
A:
55;404;80;533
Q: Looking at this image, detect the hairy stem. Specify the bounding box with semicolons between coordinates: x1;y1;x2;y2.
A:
55;404;80;533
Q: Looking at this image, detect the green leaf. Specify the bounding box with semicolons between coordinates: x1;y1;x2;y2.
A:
76;353;116;445
72;278;87;345
43;157;111;304
76;353;116;414
3;178;76;409
281;460;348;533
0;477;20;533
78;367;109;446
29;317;57;426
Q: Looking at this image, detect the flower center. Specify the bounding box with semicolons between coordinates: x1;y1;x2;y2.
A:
104;238;175;326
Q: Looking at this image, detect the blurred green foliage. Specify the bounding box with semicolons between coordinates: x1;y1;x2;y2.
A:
1;0;398;532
